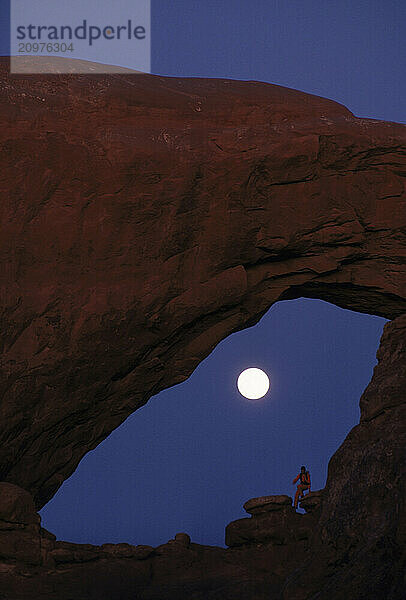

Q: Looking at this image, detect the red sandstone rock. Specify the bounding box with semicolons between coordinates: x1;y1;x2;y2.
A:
0;58;404;511
298;489;323;513
359;314;406;421
226;499;314;547
284;315;406;599
174;532;191;547
0;483;41;566
0;483;39;525
0;56;405;599
244;494;292;514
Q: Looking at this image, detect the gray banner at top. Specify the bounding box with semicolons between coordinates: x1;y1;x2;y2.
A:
10;0;150;73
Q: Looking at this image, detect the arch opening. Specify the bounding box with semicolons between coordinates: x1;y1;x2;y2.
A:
39;298;387;548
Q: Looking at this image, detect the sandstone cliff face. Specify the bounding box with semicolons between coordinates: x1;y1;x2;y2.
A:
283;315;406;599
0;57;405;598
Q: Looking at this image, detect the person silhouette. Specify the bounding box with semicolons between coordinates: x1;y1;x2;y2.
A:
293;465;311;509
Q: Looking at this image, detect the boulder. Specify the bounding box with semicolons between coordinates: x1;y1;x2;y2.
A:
299;490;323;513
0;484;42;566
174;532;191;547
0;483;39;525
243;495;292;515
226;495;313;548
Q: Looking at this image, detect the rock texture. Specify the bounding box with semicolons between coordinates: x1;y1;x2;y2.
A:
243;494;293;515
226;493;318;547
0;57;405;511
298;490;323;514
0;56;405;598
0;486;317;600
283;315;406;600
1;319;402;599
0;483;41;567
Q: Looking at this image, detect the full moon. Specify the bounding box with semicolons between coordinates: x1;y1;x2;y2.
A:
237;368;270;399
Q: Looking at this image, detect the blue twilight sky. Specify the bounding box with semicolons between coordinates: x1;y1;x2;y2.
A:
1;1;404;547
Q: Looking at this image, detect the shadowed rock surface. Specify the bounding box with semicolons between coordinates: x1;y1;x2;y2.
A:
0;484;319;599
283;314;406;600
226;493;318;548
243;495;293;514
298;490;323;514
0;57;405;598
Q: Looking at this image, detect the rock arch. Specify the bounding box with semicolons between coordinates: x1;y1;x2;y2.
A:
0;56;404;598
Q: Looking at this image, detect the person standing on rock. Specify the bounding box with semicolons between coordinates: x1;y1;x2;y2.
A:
293;466;311;509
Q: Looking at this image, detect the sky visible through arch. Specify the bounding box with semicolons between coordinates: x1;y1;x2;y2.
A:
0;0;402;547
41;299;386;547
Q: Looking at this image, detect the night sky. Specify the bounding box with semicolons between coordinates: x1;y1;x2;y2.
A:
1;1;404;548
